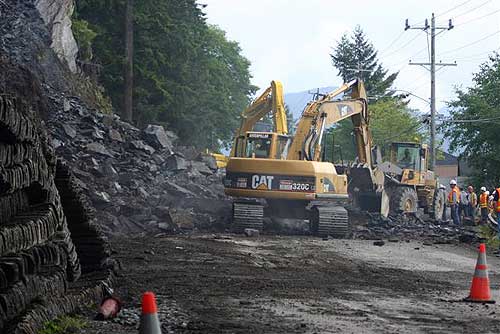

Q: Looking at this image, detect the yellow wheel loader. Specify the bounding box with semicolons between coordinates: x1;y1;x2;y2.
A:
224;79;383;237
365;142;446;219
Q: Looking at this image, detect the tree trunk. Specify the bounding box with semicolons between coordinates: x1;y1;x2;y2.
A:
123;0;134;122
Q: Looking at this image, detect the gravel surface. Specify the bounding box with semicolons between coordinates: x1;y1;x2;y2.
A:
79;234;500;333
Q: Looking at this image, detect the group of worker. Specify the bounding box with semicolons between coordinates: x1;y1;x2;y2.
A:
448;180;499;229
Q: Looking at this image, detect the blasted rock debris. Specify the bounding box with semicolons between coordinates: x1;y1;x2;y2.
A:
46;93;229;236
352;213;482;244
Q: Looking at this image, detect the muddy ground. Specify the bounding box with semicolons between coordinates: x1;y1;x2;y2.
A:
80;235;500;334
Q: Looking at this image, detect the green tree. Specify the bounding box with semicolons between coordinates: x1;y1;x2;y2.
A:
331;26;398;96
74;0;255;149
324;99;425;162
443;53;500;185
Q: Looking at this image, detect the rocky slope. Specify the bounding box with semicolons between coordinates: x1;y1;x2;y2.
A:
46;90;230;235
0;0;228;332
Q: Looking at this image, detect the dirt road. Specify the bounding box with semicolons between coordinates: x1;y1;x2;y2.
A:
82;235;500;333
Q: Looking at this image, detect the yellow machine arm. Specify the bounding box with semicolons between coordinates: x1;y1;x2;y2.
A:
230;80;287;157
287;79;373;166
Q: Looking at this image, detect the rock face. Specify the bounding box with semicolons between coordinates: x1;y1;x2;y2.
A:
35;0;78;72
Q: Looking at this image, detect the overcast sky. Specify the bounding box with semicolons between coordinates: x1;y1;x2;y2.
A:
200;0;500;112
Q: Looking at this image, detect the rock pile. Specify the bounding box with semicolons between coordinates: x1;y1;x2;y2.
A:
46;92;230;235
352;213;481;244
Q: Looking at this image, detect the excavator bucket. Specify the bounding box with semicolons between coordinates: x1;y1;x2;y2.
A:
348;163;386;216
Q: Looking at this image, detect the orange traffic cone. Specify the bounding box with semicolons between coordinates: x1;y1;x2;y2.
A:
464;243;495;303
139;292;162;334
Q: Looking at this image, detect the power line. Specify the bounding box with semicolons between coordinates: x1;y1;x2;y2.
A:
378;30;406;54
381;123;427;144
449;0;493;20
439;115;500;123
440;29;500;55
381;32;423;58
454;8;500;28
435;0;474;17
453;47;500;60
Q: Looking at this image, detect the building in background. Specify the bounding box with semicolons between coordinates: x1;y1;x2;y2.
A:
435;151;458;179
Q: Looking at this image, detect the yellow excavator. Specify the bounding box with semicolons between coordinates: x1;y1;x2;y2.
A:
208;80;288;169
231;80;288;158
224;79;383;236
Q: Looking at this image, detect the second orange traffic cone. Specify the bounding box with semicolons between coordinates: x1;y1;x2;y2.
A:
139;291;162;334
464;243;495;303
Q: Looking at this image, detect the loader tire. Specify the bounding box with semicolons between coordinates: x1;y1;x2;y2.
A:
390;187;418;214
431;188;446;220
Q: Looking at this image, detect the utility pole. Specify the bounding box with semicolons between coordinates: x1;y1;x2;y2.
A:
405;13;456;171
124;0;134;123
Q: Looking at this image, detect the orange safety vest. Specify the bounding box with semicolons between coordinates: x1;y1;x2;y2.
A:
448;187;460;205
480;193;488;208
496;188;500;212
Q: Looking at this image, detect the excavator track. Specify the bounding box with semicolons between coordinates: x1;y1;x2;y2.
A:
232;202;264;233
312;206;349;238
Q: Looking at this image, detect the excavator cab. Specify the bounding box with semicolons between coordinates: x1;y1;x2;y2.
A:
234;131;291;159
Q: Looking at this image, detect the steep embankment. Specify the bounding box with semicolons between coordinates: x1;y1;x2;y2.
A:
0;1;113;332
0;55;112;333
0;0;229;331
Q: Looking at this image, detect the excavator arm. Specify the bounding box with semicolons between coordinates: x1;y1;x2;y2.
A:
230;80;287;157
287;79;372;166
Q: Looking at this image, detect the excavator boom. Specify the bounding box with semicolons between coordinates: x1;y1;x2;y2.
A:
287;79;373;168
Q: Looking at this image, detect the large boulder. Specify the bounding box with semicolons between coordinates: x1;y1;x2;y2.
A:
166;154;188;171
143;125;173;152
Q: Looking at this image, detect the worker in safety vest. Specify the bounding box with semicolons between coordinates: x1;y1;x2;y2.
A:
448;180;460;225
479;187;489;225
492;187;500;243
467;186;477;223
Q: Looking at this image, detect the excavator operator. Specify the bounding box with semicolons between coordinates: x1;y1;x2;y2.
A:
254;141;270;158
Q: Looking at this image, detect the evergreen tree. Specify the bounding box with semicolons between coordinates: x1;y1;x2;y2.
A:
73;0;256;149
331;26;397;96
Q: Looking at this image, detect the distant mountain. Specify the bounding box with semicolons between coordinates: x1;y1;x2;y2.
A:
284;86;338;121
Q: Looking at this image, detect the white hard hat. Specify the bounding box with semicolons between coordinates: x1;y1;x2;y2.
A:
450;179;457;185
481;186;486;192
486;191;490;196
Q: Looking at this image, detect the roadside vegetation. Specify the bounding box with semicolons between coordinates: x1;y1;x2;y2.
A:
443;54;500;186
40;315;87;334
